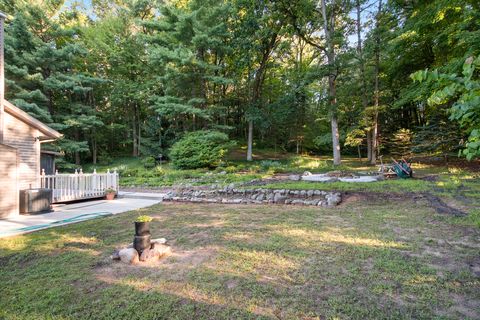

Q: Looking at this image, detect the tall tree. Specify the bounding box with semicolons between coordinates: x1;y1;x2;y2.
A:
230;0;285;161
355;0;370;162
279;0;352;165
320;0;341;165
370;0;382;165
144;0;232;149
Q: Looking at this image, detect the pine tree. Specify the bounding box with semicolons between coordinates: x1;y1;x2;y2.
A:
143;0;232;150
4;6;103;166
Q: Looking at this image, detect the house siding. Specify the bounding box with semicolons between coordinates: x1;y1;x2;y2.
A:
3;111;40;190
0;144;19;218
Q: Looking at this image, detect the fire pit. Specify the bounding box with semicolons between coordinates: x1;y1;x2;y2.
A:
111;215;171;264
133;215;153;254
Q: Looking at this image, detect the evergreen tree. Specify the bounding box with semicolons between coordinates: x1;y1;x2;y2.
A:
4;4;103;166
143;0;232;150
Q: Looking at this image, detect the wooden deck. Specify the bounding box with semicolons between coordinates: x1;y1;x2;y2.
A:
40;170;119;203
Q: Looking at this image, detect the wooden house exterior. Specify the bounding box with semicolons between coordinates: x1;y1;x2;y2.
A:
0;143;19;218
0;100;62;218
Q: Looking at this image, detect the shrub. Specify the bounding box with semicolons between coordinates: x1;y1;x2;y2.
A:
224;165;238;173
260;160;284;173
112;165;128;176
141;156;156;169
141;170;157;178
170;130;235;169
98;152;113;165
125;167;140;177
154;166;165;176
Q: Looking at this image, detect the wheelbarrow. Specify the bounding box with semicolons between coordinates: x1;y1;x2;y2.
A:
378;156;413;179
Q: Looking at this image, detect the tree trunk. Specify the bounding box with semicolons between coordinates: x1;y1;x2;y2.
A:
356;0;367;110
92;134;97;165
247;120;253;161
132;103;138;157
356;0;370;163
321;0;341;165
138;120;141;157
246;32;278;161
331;113;341;165
371;0;383;165
75;129;80;166
367;130;372;162
158;117;162;149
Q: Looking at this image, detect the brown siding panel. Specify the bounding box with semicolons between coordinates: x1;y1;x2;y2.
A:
0;144;19;218
3;112;39;190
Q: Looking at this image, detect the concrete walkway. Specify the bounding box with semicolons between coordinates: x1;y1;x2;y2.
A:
118;190;167;200
0;192;164;238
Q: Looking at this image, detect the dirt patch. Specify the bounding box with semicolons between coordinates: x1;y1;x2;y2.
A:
421;175;440;182
341;191;468;216
95;246;218;284
422;193;467;216
340;191;418;205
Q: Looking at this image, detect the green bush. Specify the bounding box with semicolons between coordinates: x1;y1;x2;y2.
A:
113;165;128;176
154;166;165;176
224;165;239;173
122;167;139;177
98;152;113;165
260;160;284;173
170;130;235;169
141;156;156;169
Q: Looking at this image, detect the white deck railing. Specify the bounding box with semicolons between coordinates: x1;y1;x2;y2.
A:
40;169;119;203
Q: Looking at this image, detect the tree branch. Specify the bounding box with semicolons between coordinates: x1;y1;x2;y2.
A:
282;4;327;54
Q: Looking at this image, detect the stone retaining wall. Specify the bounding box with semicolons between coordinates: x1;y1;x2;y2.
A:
163;187;341;207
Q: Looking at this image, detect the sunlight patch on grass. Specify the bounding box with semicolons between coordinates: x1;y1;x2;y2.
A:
217;250;300;282
101;276;231;309
0;233;99;256
278;227;407;249
0;236;30;254
405;275;438;286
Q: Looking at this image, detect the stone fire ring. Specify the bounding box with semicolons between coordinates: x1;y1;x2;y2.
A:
112;238;171;264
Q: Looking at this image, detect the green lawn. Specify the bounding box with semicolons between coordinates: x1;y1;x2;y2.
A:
1;199;479;319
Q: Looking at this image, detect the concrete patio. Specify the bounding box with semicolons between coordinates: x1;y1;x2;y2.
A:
0;192;165;238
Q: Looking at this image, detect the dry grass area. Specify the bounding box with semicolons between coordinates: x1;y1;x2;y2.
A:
1;199;479;319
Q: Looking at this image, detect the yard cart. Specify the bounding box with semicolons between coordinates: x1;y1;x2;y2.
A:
378;156;413;178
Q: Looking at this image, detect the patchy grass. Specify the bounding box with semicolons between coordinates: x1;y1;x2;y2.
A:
1;200;479;319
